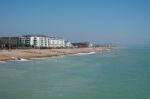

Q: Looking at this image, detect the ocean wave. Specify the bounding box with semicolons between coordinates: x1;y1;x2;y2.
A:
0;61;7;63
74;52;96;56
8;58;31;62
30;57;49;60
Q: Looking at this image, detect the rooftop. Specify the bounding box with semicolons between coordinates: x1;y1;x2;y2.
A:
23;35;48;37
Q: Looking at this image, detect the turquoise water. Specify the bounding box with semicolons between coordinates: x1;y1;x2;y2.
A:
0;48;150;99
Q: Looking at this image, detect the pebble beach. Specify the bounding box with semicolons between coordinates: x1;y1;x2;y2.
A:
0;47;111;61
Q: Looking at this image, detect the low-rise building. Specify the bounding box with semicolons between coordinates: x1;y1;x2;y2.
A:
65;41;73;48
49;37;65;48
72;42;93;48
0;37;20;49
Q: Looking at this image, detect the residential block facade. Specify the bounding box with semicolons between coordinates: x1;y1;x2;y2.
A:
49;37;65;48
22;35;49;48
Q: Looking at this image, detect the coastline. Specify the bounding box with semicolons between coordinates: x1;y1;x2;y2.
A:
0;47;111;61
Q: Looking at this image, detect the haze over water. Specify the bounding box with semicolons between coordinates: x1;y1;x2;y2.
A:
0;48;150;99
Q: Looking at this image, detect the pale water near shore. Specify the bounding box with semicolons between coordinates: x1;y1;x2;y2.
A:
0;48;150;99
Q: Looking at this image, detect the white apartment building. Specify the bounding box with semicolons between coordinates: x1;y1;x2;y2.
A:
49;37;65;48
22;35;49;47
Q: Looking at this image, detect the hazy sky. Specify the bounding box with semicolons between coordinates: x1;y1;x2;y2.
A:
0;0;150;46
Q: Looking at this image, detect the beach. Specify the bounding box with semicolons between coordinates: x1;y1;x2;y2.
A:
0;47;111;61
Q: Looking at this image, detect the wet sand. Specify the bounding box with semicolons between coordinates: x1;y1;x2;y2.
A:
0;47;111;61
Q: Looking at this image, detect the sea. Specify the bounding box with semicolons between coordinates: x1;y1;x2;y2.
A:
0;47;150;99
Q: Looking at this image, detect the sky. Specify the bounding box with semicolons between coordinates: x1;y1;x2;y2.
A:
0;0;150;46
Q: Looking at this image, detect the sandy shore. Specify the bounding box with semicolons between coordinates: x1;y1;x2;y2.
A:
0;47;111;61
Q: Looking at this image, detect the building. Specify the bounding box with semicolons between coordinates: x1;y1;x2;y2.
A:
65;41;73;48
48;37;65;48
72;42;93;48
22;35;49;48
89;43;93;47
0;37;20;49
18;37;26;47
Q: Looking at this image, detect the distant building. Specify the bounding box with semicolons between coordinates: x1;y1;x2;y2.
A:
0;34;96;49
72;42;93;48
89;43;93;47
22;35;49;48
18;37;26;47
65;41;73;48
0;37;20;49
48;37;65;48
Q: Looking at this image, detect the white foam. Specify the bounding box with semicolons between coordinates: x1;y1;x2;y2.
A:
31;57;49;60
74;52;96;56
8;58;31;62
16;58;30;61
0;61;7;63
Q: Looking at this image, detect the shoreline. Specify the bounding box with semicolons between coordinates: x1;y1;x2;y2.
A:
0;47;111;61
